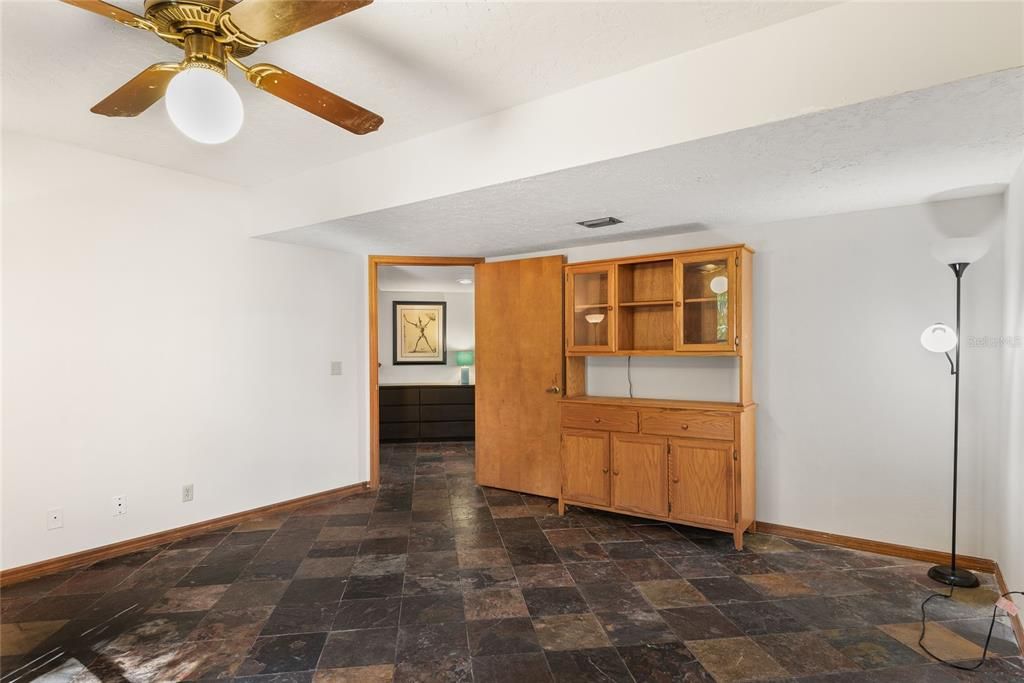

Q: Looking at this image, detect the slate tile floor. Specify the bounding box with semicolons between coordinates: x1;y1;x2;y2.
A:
1;441;1020;682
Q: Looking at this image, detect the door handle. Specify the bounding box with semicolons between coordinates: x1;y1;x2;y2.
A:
546;386;561;394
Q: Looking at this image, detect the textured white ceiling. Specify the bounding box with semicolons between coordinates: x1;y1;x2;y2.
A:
1;0;832;185
378;265;475;292
263;68;1024;256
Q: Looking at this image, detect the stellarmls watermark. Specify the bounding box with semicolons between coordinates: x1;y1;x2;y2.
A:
966;336;1023;348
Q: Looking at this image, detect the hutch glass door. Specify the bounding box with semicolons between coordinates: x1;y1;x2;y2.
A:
675;251;737;352
568;265;614;352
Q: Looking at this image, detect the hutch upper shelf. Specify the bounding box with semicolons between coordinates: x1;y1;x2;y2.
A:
564;245;752;357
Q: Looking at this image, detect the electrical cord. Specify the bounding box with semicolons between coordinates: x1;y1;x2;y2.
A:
918;589;1023;670
626;356;633;398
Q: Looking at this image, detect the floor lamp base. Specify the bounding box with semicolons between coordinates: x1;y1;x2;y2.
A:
928;564;980;588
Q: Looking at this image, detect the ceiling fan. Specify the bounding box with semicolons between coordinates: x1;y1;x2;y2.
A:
62;0;383;143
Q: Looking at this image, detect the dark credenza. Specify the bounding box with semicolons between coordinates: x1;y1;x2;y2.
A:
379;384;475;442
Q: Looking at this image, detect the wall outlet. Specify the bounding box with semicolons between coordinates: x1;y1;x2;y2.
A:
331;361;343;376
47;508;63;530
112;495;126;516
182;484;194;503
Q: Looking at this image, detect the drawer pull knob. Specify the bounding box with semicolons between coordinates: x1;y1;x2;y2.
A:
593;417;602;423
681;424;688;430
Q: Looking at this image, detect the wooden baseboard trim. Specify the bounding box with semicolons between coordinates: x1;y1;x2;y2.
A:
995;564;1024;657
0;481;370;587
756;521;996;573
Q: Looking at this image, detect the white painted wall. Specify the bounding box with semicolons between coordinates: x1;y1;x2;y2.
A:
377;290;475;386
990;162;1024;601
1;134;369;570
502;195;1008;558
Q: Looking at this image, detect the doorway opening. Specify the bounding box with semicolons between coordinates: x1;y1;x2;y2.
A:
368;256;483;489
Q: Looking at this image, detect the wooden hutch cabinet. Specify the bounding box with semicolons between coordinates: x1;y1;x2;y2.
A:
559;245;756;549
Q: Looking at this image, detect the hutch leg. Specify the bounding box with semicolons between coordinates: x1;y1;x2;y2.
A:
733;527;744;550
557;499;566;516
749;520;757;534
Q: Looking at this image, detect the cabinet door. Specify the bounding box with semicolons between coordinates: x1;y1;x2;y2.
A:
611;434;669;517
566;264;615;353
668;439;734;527
674;250;738;353
562;431;610;505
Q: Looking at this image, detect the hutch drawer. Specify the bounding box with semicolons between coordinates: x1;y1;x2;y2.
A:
561;403;638;433
640;409;734;441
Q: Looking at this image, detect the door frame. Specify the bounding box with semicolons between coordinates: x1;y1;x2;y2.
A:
368;255;485;489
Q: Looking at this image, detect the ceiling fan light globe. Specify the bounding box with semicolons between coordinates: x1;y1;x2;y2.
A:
165;67;244;144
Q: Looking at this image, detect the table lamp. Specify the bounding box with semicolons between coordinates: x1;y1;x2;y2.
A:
455;350;474;385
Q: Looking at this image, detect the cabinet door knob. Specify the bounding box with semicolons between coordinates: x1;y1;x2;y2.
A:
612;470;620;476
607;305;613;310
681;424;688;430
602;468;609;474
672;477;680;483
675;301;682;307
546;386;561;394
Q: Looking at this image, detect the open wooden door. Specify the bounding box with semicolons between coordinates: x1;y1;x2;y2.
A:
475;256;565;498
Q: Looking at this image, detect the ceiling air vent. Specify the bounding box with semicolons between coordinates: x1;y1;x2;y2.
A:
576;216;623;229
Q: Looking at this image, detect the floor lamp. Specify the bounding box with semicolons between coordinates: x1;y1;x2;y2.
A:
919;237;989;588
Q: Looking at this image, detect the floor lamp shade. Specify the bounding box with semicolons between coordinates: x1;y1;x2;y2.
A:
920;323;957;353
931;236;990;265
456;350;474;385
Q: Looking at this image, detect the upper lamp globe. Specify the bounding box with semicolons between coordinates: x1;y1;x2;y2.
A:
165;66;244;144
930;236;990;266
920;323;958;353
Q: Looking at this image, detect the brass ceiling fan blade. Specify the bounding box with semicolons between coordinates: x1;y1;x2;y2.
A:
220;0;373;44
91;63;181;117
60;0;153;29
245;64;383;134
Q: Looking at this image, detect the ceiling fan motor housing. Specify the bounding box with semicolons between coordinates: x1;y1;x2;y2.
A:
144;0;260;57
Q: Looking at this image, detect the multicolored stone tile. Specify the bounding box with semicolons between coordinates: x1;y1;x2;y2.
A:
0;440;1015;683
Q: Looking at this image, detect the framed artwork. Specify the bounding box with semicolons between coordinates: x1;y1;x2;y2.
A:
393;301;447;365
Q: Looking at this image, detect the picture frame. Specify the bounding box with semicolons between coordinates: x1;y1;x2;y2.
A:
393;301;447;365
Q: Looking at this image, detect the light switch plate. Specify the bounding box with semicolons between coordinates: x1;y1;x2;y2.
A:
331;361;343;376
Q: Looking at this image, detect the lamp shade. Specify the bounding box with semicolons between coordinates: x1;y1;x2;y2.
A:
931;236;990;266
455;350;474;366
920;323;958;353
